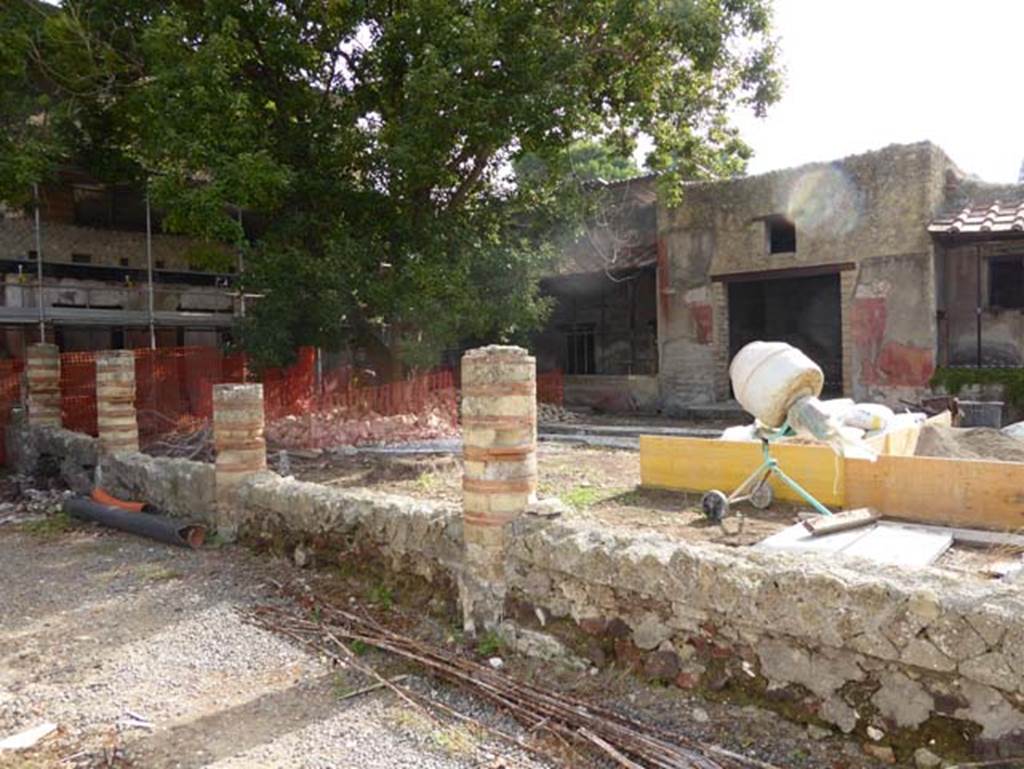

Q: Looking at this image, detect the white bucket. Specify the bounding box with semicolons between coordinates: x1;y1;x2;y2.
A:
729;341;824;428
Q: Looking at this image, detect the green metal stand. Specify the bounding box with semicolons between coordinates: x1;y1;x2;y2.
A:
701;426;833;522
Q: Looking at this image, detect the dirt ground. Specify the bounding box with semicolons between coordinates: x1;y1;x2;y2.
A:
0;510;894;769
290;443;796;547
286;441;1020;577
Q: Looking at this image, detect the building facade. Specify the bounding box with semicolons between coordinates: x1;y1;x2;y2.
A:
536;141;1024;412
0;170;241;358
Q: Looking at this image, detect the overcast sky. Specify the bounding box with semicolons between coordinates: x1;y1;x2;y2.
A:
732;0;1024;183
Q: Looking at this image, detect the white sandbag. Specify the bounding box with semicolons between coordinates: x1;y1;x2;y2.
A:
885;412;926;433
720;424;758;442
818;398;854;418
1002;421;1024;441
843;403;894;432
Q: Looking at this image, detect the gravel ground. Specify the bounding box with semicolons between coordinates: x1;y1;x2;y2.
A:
0;521;554;769
0;502;910;769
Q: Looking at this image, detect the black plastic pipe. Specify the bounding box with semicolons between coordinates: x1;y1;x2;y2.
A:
63;497;206;549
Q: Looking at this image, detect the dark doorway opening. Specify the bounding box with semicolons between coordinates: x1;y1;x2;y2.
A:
728;273;843;395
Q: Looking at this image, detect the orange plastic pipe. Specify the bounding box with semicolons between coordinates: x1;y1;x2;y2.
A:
91;488;146;513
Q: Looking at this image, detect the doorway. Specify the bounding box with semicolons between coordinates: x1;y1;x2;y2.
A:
727;273;843;395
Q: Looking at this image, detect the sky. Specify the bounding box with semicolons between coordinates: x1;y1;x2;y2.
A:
731;0;1024;183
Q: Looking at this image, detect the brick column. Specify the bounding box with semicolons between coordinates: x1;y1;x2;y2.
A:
459;345;536;634
213;383;266;539
26;343;61;428
96;350;138;454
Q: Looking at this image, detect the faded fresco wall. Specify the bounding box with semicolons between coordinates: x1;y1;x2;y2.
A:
656;142;951;409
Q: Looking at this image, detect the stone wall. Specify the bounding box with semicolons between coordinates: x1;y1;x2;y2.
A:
9;421;214;522
13;416;1024;758
234;472;463;585
10;420;98;494
656;142;950;408
100;452;215;522
505;516;1024;759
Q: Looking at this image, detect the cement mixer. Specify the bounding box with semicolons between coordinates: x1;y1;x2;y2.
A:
701;341;874;522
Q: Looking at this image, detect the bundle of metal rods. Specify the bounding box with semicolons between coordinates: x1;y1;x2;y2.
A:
245;592;779;769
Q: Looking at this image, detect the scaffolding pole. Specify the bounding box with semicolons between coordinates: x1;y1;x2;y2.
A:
146;189;156;349
236;207;246;318
33;183;44;341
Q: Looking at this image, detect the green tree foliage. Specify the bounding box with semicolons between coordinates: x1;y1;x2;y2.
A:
568;139;642;183
0;0;64;207
6;0;781;367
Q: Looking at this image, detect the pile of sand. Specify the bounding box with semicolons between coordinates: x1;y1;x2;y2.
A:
914;425;1024;462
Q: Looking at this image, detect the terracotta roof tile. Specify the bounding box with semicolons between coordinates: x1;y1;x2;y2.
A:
929;200;1024;235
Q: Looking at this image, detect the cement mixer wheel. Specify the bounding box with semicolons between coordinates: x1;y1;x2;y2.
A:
701;490;729;523
750;481;773;510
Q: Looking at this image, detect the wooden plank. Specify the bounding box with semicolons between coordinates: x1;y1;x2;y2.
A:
803;508;879;536
846;454;1024;531
641;428;1024;531
888;522;1024;549
639;435;845;506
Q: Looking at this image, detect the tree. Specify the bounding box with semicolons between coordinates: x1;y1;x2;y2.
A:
565;139;643;184
0;0;64;207
10;0;781;368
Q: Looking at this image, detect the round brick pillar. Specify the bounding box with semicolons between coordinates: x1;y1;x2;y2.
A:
96;350;139;454
26;343;61;428
213;384;266;538
459;345;536;634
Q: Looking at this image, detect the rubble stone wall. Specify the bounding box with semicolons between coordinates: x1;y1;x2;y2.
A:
13;420;1024;757
506;516;1024;758
11;422;98;494
100;452;215;522
234;472;463;585
10;422;214;521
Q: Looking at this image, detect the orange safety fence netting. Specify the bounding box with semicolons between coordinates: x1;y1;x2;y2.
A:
0;359;23;465
3;346;562;461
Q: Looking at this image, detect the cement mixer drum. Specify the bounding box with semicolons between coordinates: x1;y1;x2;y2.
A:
729;341;824;428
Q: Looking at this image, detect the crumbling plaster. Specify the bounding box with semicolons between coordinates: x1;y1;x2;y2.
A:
655;142;951;409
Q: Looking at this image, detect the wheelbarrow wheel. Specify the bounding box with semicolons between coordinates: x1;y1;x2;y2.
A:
750;481;773;510
701;490;729;523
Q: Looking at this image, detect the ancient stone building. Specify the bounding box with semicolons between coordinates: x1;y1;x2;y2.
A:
536;141;1024;412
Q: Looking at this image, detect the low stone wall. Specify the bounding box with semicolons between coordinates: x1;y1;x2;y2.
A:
10;423;214;522
505;517;1024;759
9;421;99;494
100;452;215;523
235;473;462;585
12;420;1024;759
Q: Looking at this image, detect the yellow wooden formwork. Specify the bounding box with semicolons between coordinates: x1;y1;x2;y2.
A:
639;411;1024;531
639;435;846;506
846;454;1024;531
